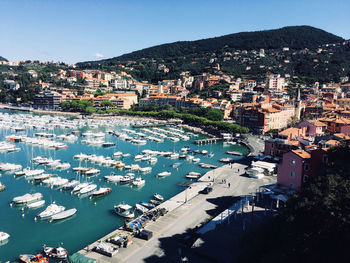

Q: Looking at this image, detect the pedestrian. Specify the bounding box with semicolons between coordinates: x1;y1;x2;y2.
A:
228;182;231;188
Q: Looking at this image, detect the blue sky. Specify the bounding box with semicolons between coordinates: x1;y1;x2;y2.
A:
0;0;349;64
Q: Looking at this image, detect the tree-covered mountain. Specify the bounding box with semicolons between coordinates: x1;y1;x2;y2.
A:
0;56;8;62
77;26;350;83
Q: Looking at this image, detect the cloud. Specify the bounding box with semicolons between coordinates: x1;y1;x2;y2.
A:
93;53;104;59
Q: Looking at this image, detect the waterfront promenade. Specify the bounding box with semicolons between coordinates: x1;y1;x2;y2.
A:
79;163;276;262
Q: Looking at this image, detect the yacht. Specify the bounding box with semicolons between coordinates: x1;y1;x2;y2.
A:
12;193;43;204
91;187;112;197
37;203;65;219
62;179;80;190
104;174;124;182
119;174;135;184
0;232;10;242
50;208;77;221
27;200;45;209
154;193;164;201
43;245;68;258
79;184;97;194
132;177;145;187
135;203;149;213
139;167;152;173
157;171;171;177
72;182;90;193
84;168;100;175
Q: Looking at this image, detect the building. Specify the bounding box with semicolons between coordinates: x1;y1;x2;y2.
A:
268;74;285;92
296;120;326;137
33;91;62;110
93;93;138;109
277;148;328;191
139;94;184;109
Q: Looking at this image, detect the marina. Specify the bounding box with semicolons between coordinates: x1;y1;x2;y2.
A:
0;109;248;261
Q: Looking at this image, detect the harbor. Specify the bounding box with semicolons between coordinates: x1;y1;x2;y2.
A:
0;109;250;261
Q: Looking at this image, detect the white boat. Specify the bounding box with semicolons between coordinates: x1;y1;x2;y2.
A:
139;167;152;173
134;154;143;161
157;171;171;177
33;173;52;182
104;174;124;182
13;193;43;204
50;208;77;221
56;162;71;170
24;169;45;178
0;232;10;242
169;153;179;159
132;177;145;187
27;200;45;209
63;180;79;190
79;184;97;194
92;187;112;197
84;168;100;175
193;157;201;162
37;203;65;219
154;193;164;201
201;150;208;155
72;182;90;193
52;178;69;187
114;204;134;218
135;203;149;213
43;245;68;258
186;155;194;161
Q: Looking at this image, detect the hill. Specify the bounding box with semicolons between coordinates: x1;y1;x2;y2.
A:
77;26;350;83
0;56;7;62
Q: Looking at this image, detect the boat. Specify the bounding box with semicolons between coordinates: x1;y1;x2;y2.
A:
193;157;201;162
56;162;71;170
135;203;149;213
139;167;152;173
201;150;208;155
104;174;124;182
37;203;65;219
27;200;45;209
226;151;243;156
139;201;155;209
119;174;135;184
132;177;145;187
172;162;182;168
33;173;52;182
0;232;10;242
102;142;116;148
153;193;164;201
150;199;162;205
52;178;69;188
19;254;48;263
50;208;77;221
157;171;171;177
186;172;201;179
79;184;97;194
114;204;135;218
92;187;112;197
13;193;43;204
72;182;90;193
84;168;100;175
62;180;79;190
43;245;68;258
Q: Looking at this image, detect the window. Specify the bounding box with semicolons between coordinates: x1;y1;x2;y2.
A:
291;159;296;165
290;184;294;189
291;171;295;178
304;163;310;171
303;175;309;182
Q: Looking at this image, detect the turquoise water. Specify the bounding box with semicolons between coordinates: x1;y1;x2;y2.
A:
0;111;248;261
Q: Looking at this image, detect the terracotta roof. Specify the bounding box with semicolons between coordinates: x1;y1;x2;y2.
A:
292;149;311;159
325;139;341;146
334;133;350;140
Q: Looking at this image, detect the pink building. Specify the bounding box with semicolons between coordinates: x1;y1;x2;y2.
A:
277;148;328;191
296;120;326;137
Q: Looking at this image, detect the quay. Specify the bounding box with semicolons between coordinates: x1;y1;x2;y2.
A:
77;163;276;262
193;137;223;144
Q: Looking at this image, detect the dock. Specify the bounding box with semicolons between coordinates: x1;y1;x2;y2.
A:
193;137;223;145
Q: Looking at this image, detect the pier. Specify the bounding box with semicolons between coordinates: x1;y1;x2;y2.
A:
193;137;223;145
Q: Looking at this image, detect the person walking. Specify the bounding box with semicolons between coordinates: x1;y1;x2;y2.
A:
228;182;231;188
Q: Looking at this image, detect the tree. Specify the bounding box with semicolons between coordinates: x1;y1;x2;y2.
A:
206;108;224;121
85;106;97;114
101;100;114;108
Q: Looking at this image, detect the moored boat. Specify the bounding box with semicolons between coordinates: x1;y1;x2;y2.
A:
43;245;68;258
50;208;77;221
92;187;112;197
114;204;134;218
153;193;164;201
13;193;43;204
27;200;45;209
0;231;10;242
37;203;65;219
135;203;149;213
132;177;145;187
157;171;171;177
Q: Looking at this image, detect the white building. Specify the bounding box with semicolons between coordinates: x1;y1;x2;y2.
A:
268;74;285;92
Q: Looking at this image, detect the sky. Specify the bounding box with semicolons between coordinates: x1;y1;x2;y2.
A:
0;0;349;64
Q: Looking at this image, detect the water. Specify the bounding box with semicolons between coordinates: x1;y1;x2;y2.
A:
0;110;248;261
